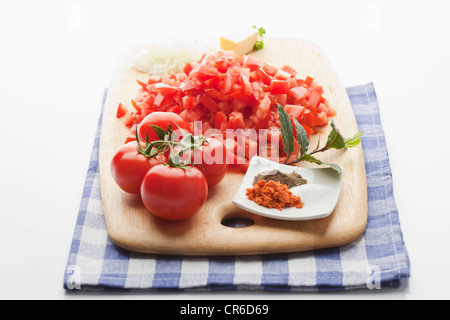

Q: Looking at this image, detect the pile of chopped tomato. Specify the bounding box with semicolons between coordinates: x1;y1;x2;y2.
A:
118;50;336;170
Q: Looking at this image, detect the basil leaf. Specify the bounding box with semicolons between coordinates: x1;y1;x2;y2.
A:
300;154;343;175
325;120;346;150
344;131;364;148
277;104;294;163
292;117;309;156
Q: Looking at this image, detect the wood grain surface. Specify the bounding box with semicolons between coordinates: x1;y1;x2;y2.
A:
98;38;368;256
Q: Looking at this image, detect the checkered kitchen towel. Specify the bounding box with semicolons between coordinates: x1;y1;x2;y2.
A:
64;83;410;291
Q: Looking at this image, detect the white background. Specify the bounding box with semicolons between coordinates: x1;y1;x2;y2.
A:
0;0;449;300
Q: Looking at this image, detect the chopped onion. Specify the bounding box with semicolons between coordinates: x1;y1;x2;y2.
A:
132;38;218;75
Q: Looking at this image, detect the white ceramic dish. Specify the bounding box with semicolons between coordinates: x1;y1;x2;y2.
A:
232;156;344;221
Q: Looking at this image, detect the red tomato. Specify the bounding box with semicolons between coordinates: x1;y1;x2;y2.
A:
138;112;191;143
140;165;208;221
110;141;165;194
192;137;227;187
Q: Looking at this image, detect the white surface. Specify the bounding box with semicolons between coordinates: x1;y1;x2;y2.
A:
233;157;343;221
0;0;449;300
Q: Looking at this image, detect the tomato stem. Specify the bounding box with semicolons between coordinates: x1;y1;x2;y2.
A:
134;121;209;170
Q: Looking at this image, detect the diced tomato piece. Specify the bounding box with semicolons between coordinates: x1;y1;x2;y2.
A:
153;93;174;111
274;69;291;80
289;86;308;102
204;87;220;98
184;62;196;76
256;96;271;120
324;101;337;117
230;91;250;106
318;111;329;126
281;65;298;77
296;79;305;87
317;103;329;115
271;94;287;107
236;134;258;161
147;75;162;85
304;76;314;87
153;93;165;108
191;77;203;90
228;111;245;129
181;80;197;93
198;65;219;79
215;56;231;73
116;103;127;118
221;69;236;94
271;80;289;94
201;121;213;133
167;104;183;114
131;99;142;114
142;93;155;106
287;77;297;89
182;95;197;111
199;94;219;113
136;79;149;91
213;104;229;117
180;109;201;122
262;63;276;76
284;104;306;120
123;112;138;128
307;83;325;109
302;123;314;136
204;74;222;88
124;125;137;144
243;55;262;71
214;111;228;130
302;110;326;127
153;83;178;95
254;67;271;85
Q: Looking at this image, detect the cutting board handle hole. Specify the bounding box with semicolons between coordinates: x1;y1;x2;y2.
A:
221;216;255;229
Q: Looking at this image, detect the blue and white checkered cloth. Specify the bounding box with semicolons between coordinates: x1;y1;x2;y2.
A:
64;83;410;292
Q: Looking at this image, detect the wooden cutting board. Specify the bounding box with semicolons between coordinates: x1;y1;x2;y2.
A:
98;38;368;256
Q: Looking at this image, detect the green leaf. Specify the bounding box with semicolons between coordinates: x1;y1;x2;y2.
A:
252;26;266;51
344;131;364;148
292;117;309;156
277;104;294;163
300;154;343;175
252;25;266;37
325;120;363;150
253;41;264;51
325;120;346;150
